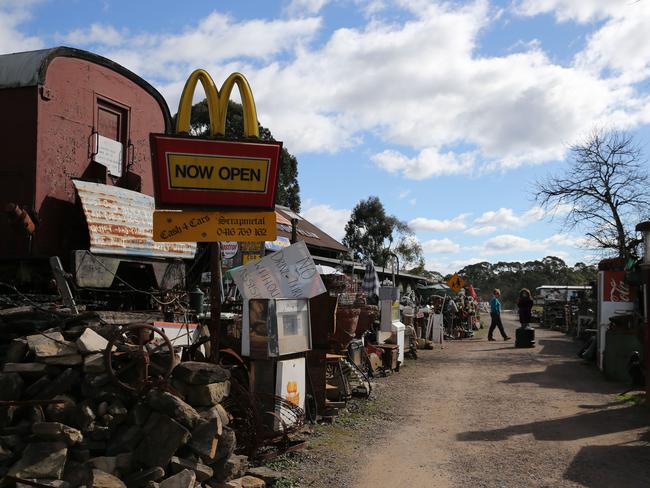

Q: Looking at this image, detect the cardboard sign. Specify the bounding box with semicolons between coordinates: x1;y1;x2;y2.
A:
231;241;326;299
153;210;276;242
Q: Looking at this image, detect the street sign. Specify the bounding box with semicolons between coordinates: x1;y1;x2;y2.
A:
151;135;281;210
447;273;465;293
152;210;276;243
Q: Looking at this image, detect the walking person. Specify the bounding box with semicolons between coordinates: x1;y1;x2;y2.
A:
488;288;510;341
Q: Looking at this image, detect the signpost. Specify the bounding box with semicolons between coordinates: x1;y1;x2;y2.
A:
150;68;279;362
447;273;465;294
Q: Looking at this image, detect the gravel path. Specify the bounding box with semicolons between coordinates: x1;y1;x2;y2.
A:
278;312;650;487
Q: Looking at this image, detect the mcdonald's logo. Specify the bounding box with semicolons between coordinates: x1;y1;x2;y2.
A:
150;69;282;210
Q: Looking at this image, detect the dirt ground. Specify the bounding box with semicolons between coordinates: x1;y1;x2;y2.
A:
273;312;650;488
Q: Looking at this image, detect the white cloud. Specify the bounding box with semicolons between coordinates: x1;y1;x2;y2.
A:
514;0;623;23
0;1;43;53
409;214;469;232
371;148;476;179
473;206;546;228
63;24;125;47
421;238;461;254
478;233;580;256
464;225;497;236
300;203;351;242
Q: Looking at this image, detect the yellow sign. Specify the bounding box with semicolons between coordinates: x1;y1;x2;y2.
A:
447;273;465;293
176;69;259;138
242;254;264;265
167;154;269;192
153;210;276;243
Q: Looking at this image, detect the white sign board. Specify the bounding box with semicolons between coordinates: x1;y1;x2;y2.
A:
221;242;239;259
94;134;124;177
231;240;326;300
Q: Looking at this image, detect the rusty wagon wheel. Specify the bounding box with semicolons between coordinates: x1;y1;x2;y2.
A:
105;324;175;393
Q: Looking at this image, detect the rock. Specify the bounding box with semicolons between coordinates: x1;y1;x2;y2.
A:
170;456;213;482
245;467;283;485
98;401;109;416
0;434;23;450
223;476;265;488
26;332;78;358
215;426;236;461
87;456;118;474
91;468;127;488
199;404;230;427
84;353;107;374
4;338;27;363
41;354;83;366
63;460;91;487
135;413;190;467
108;400;128;418
147;390;201;429
68;447;90;463
7;442;68;479
115;452;133;472
0;373;23;401
126;402;150;426
107;425;142;455
15;480;70;488
123;467;165;487
23;376;53;399
159;469;196;488
186;382;230;407
188;418;220;460
3;362;49;377
209;454;247;483
33;368;81;400
44;395;77;426
33;422;83;445
77;328;112;354
172;362;230;385
79;402;97;430
0;445;14;463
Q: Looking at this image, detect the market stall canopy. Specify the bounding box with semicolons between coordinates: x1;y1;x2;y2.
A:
416;283;457;299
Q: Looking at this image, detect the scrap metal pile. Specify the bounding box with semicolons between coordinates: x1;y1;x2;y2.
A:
0;305;280;488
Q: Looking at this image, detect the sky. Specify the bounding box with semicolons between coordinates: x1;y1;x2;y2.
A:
2;0;650;274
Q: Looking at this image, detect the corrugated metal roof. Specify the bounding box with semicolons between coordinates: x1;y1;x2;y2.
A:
73;180;196;259
275;206;349;254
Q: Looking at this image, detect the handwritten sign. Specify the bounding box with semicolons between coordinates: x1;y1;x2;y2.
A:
231;241;326;299
153;210;276;243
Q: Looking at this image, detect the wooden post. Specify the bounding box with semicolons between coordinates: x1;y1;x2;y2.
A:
209;242;222;363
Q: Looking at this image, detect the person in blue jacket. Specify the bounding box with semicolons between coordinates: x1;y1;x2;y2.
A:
488;288;510;341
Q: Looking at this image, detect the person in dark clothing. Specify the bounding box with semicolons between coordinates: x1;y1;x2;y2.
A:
488;288;510;341
517;288;534;328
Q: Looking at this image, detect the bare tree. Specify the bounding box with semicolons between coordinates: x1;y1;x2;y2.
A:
536;129;650;259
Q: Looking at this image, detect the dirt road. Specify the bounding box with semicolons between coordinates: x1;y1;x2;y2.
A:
277;313;650;487
352;313;650;488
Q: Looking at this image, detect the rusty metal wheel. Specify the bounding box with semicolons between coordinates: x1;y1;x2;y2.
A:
105;324;175;393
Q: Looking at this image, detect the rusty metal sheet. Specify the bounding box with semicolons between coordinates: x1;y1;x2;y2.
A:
73;180;196;259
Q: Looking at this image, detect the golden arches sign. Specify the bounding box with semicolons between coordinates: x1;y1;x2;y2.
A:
175;69;259;139
150;68;282;211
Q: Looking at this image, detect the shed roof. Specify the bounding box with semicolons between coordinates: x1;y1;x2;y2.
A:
275;205;349;255
0;46;172;131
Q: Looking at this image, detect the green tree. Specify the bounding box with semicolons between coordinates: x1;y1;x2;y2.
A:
173;99;301;211
343;196;422;267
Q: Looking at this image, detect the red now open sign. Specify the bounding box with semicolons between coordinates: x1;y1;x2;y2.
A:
151;134;282;210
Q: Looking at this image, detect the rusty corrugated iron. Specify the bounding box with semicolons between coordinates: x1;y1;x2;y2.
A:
73;180;196;259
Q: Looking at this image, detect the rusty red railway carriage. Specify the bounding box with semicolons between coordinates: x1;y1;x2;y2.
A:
0;46;195;295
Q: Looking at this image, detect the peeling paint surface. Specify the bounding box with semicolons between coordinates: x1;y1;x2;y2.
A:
73;180;196;259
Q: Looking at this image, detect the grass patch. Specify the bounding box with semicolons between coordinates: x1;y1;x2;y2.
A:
616;392;646;406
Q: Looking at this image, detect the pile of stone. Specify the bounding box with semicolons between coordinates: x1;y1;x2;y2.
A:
0;320;276;488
